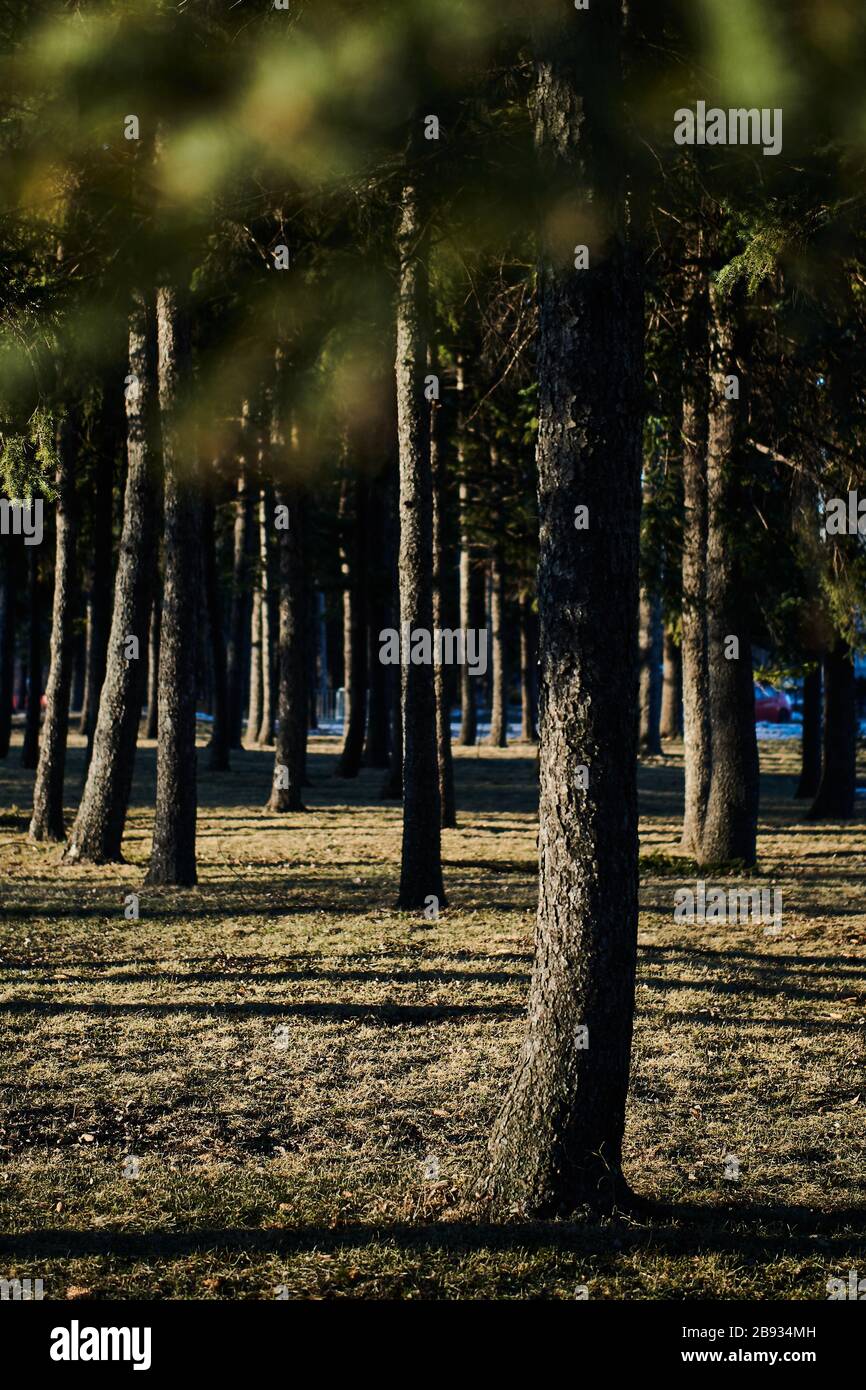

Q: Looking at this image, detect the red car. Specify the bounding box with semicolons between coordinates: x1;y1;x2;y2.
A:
754;683;792;723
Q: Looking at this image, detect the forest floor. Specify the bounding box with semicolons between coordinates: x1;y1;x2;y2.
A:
0;730;864;1300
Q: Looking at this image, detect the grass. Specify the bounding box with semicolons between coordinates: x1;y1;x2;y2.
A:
0;728;864;1300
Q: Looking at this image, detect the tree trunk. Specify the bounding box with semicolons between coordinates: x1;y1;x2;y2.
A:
364;471;391;768
145;579;161;739
0;538;18;758
680;231;712;853
257;487;275;746
65;296;160;863
431;378;456;828
395;181;445;907
795;663;822;799
457;476;478;746
21;545;42;769
808;639;856;820
246;582;263;744
79;400;117;763
698;286;759;867
202;477;230;772
226;446;252;750
145;285;199;886
518;589;537;743
29;418;78;841
488;540;508;748
485;6;643;1214
638;587;662;755
336;474;368;777
268;484;308;812
660;627;682;738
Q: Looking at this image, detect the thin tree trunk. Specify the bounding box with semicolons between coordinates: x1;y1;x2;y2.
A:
808;639;856;820
638;587;662;755
65;296;160;863
257;487;275;746
246;582;263;744
518;588;537;743
29;418;78;841
202;476;230;772
145;284;199;886
795;663;822;799
680;231;712;853
21;545;42;769
395;181;445;907
431;376;456;827
485;5;643;1214
145;579;161;739
268;482;308;812
0;539;18;758
699;286;759;867
488;541;508;748
226;443;252;750
80;401;117;763
336;474;368;777
660;627;682;738
364;471;391;768
457;476;478;746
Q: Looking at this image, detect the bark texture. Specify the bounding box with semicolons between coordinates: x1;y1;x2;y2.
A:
699;286;759;866
660;628;682;738
65;297;160;862
395;182;445;907
145;285;199;886
485;6;643;1213
679;232;711;852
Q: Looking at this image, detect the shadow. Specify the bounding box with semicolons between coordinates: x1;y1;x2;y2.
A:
0;999;522;1022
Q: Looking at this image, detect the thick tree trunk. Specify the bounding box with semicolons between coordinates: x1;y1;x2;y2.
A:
808;639;856;820
65;297;160;862
0;539;18;758
431;382;456;828
145;579;161;739
699;286;759;867
660;627;682;739
488;544;508;747
485;6;643;1214
145;285;199;886
202;479;230;772
518;588;537;743
680;232;711;853
268;485;308;812
795;663;822;800
395;181;445;907
226;446;252;750
457;476;478;746
21;546;42;769
29;419;78;841
336;474;368;778
638;587;662;755
257;487;275;746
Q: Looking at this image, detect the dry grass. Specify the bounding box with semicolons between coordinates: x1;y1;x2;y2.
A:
0;728;864;1299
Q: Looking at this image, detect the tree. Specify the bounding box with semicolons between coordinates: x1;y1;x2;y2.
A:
65;297;160;863
0;537;18;758
808;638;856;820
145;285;199;887
268;482;309;814
395;176;445;908
485;2;643;1214
29;413;77;841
